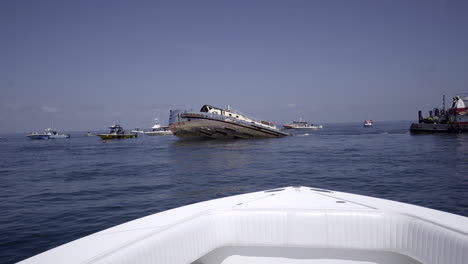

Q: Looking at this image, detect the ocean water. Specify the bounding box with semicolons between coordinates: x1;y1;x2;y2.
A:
1;121;467;263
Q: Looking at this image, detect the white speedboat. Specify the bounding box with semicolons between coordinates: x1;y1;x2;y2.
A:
26;132;49;140
26;128;70;139
18;186;467;264
145;118;173;136
283;118;323;130
364;120;373;127
131;128;145;134
45;128;70;139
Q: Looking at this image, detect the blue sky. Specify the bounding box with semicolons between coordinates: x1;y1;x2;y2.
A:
1;0;468;132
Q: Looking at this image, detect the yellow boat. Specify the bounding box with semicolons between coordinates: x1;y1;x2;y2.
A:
97;125;137;140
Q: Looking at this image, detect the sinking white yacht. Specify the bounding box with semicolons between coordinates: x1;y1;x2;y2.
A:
18;186;467;264
170;105;288;139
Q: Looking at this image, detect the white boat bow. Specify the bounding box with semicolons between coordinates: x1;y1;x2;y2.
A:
18;186;468;264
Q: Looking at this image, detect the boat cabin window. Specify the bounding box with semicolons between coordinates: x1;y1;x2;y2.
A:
200;105;211;112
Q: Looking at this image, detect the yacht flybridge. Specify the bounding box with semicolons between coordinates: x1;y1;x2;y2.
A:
169;105;288;139
19;186;467;264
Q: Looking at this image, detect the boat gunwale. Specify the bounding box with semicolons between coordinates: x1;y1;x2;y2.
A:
77;208;468;264
18;187;468;264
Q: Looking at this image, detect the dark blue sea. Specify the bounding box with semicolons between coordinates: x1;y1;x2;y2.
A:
1;121;467;263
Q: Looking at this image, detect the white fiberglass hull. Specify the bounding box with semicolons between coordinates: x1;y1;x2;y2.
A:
145;131;173;136
48;134;70;139
285;126;323;130
18;186;468;264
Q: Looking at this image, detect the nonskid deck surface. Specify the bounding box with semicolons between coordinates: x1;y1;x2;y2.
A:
18;187;468;264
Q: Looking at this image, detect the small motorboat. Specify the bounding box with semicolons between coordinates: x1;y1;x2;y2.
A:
44;128;70;139
283;118;323;130
26;128;70;139
97;125;137;140
131;128;145;134
363;120;373;127
18;186;468;264
145;118;173;136
26;132;49;140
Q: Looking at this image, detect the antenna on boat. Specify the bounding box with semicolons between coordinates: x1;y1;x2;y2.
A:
442;94;445;111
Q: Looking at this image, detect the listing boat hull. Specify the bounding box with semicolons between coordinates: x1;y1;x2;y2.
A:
170;113;288;139
18;186;468;264
97;134;137;140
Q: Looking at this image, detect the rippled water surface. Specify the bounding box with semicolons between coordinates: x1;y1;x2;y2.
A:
1;121;467;263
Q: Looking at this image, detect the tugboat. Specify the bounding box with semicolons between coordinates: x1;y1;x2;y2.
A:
169;105;288;139
145;118;173;136
410;95;468;133
363;120;373;128
283;118;323;130
97;125;138;139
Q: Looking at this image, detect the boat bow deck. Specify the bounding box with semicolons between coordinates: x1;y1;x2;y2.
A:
19;187;468;264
